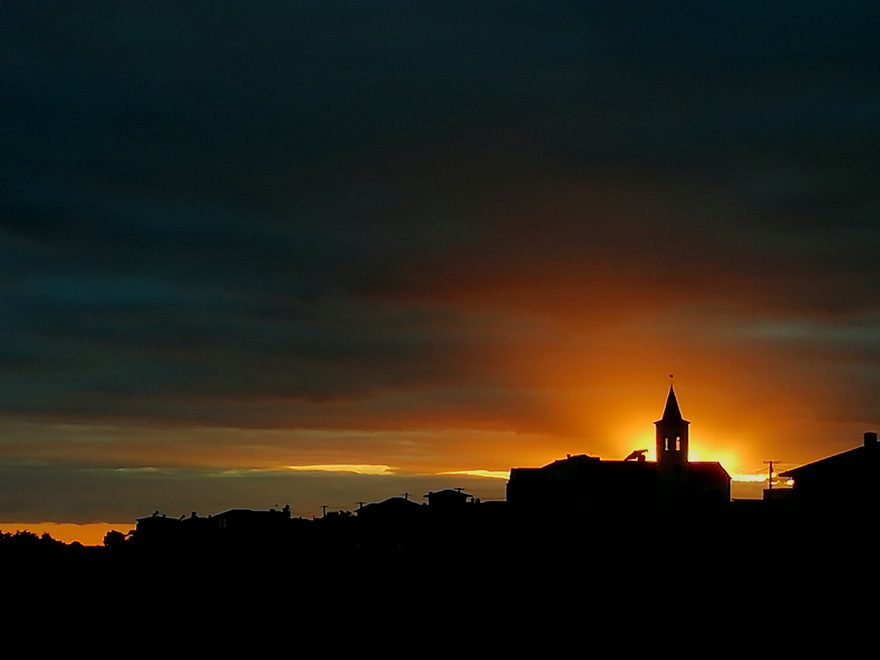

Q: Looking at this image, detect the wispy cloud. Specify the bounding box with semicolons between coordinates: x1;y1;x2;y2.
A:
730;473;767;483
284;464;396;476
439;469;509;480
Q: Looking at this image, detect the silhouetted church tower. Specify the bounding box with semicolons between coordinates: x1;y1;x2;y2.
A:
655;385;689;464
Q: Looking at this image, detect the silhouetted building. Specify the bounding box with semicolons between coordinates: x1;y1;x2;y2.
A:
134;507;293;547
213;507;291;534
425;489;473;509
507;386;731;518
354;496;426;550
133;511;182;546
779;432;880;510
762;487;795;503
355;496;423;522
180;511;214;541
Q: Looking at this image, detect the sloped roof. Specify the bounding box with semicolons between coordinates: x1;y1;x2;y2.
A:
426;489;472;499
688;461;732;481
214;508;284;519
779;446;876;478
356;496;423;516
510;454;729;482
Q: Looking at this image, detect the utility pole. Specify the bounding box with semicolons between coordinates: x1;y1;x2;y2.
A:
321;504;328;518
763;461;776;490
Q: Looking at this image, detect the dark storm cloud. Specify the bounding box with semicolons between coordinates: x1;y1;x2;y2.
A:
2;1;880;431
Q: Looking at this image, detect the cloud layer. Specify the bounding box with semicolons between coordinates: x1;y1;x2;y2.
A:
2;2;880;519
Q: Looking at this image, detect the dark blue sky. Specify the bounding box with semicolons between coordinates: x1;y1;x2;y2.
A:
2;2;880;521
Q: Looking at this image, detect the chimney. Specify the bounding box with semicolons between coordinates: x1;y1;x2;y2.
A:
865;432;877;447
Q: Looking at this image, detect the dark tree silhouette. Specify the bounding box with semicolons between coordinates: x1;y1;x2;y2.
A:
103;530;127;548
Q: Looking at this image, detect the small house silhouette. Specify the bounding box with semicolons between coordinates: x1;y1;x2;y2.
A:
779;431;880;510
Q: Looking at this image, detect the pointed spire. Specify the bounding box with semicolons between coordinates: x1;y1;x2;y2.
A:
660;385;684;422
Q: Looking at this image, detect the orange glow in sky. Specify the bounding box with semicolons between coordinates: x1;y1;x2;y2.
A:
3;2;877;546
0;522;130;547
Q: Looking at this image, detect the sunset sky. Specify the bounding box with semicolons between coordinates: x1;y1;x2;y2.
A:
3;2;879;542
